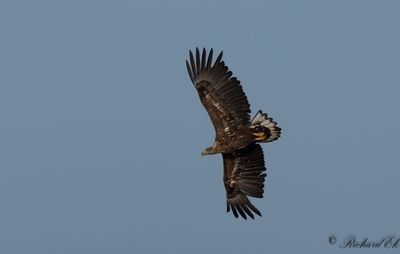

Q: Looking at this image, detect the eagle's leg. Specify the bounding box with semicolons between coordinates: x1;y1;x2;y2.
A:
252;126;270;141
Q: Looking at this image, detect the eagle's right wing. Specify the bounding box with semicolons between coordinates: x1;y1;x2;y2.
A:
223;144;266;219
186;48;251;135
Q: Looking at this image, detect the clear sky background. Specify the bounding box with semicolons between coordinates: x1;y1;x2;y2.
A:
1;1;399;253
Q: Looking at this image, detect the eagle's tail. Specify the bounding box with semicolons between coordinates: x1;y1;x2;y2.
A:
250;110;281;143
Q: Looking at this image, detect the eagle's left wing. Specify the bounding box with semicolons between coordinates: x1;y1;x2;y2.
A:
223;144;266;219
186;48;251;136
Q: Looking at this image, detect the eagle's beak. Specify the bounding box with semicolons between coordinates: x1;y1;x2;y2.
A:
201;151;207;156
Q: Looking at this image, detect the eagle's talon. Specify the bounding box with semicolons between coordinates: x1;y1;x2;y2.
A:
254;132;266;141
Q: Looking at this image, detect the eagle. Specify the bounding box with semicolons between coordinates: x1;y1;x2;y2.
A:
186;48;281;219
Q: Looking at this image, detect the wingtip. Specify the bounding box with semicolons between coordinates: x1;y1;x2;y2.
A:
186;60;194;82
215;50;223;64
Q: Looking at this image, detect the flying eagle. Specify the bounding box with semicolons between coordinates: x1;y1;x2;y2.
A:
186;48;281;219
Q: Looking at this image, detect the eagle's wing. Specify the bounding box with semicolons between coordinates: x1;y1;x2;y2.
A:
186;48;251;135
223;144;266;219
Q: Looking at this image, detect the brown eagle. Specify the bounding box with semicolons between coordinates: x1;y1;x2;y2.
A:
186;48;281;219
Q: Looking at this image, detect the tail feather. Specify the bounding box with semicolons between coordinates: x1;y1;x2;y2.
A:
251;110;281;143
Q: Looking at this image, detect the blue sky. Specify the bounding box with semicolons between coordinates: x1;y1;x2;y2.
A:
1;1;399;253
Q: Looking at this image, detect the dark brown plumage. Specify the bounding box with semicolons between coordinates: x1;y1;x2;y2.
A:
223;144;266;219
186;48;253;154
186;48;281;219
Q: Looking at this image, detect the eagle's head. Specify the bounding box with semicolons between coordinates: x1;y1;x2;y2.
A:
201;147;217;156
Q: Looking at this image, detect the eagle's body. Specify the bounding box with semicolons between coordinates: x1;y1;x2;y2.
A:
186;48;281;219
